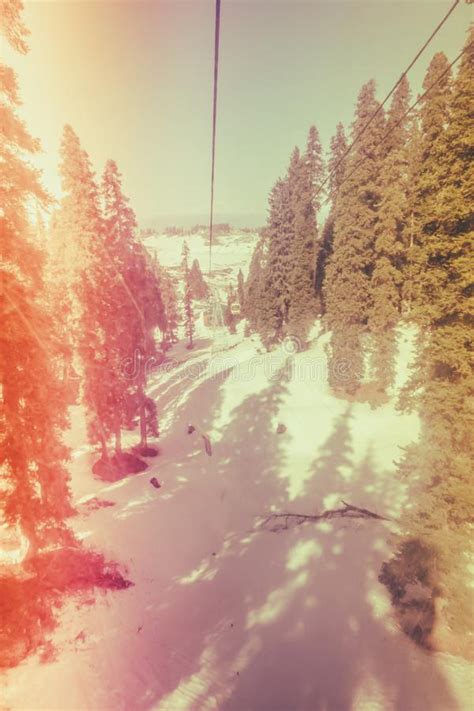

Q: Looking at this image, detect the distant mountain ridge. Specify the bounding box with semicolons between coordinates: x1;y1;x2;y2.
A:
141;213;264;231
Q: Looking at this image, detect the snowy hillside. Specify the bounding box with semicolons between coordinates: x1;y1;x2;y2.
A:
143;229;258;296
4;0;472;707
2;325;473;711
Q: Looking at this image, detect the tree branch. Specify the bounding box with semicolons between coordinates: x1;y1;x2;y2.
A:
259;500;392;532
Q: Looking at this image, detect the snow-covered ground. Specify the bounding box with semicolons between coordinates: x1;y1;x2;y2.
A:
143;229;258;296
2;324;473;710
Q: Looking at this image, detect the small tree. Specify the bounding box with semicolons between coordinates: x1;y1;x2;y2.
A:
244;233;266;331
156;263;179;346
128;244;165;452
237;268;245;313
188;258;209;299
181;241;195;349
224;286;237;334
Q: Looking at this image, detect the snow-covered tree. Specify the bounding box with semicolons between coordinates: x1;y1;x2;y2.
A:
315;123;347;313
0;0;74;557
237;268;245;313
383;35;473;644
323;81;385;394
369;75;412;392
287;126;325;343
155;261;179;347
102;161;165;457
56;126;117;463
244;233;266;331
188;258;209;299
181;241;194;349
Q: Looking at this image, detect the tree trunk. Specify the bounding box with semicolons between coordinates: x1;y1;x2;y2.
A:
139;399;148;449
406;210;415;315
98;428;109;461
114;420;122;455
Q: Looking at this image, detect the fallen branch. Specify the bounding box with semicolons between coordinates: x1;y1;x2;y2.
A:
259;500;392;532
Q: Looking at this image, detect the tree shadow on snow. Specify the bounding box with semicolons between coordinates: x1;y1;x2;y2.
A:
152;406;458;711
102;369;292;709
60;381;460;711
215;410;460;711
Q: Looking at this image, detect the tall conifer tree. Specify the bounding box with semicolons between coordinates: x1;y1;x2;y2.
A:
258;175;294;344
369;75;412;392
56;126;116;461
287;126;324;344
102;160;164;456
0;0;74;556
315;123;347;312
385;35;474;636
406;52;453;317
101;159;138;455
323;81;385;393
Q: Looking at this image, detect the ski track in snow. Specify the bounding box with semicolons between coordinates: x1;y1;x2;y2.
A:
2;269;473;709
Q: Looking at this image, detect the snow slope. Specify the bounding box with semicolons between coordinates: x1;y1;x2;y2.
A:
143;229;258;296
2;328;473;711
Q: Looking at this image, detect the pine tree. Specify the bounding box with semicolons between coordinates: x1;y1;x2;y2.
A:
323;81;385;394
247;130;324;348
0;0;74;557
253;169;294;346
47;125;101;393
0;3;132;665
237;268;245;313
181;241;194;349
56;126;116;463
400;116;423;314
156;262;179;346
287;126;324;344
244;233;266;330
305;124;326;213
328;123;348;206
224;285;237;334
386;33;474;641
128;244;165;452
315;124;348;313
369;75;412;393
101;159;138;456
102;160;164;457
188;258;209;299
407;52;453;318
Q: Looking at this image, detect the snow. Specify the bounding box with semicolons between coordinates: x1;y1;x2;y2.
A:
143;230;257;275
143;229;258;297
2;323;473;711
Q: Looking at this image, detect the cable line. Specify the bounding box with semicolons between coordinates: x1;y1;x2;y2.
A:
313;0;461;204
330;43;470;201
208;0;221;278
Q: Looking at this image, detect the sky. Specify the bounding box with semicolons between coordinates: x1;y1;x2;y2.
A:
4;0;472;227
